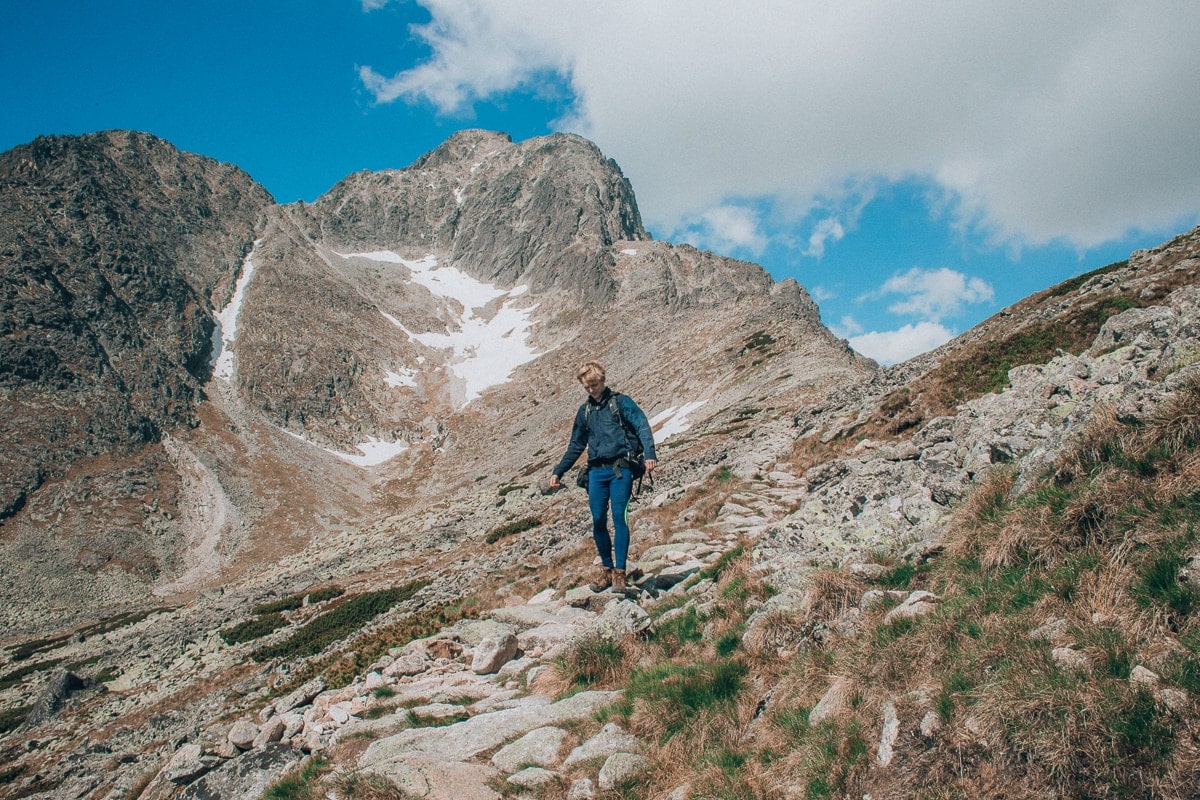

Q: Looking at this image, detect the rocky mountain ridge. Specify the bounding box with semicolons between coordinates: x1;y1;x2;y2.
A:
0;131;272;519
1;128;1198;798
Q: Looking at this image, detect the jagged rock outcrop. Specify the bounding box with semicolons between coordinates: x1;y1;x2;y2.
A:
302;130;645;306
0;130;272;518
2;125;1199;800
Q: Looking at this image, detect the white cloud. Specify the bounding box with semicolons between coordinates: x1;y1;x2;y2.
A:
361;1;1200;249
870;267;994;323
804;217;845;259
675;204;767;256
831;315;863;338
849;321;955;366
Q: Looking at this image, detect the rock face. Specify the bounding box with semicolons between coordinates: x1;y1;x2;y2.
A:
2;127;1200;800
0;130;272;519
0;128;870;634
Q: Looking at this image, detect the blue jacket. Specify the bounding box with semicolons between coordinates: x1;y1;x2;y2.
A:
552;389;656;478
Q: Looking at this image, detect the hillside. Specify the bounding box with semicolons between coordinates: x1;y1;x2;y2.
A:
0;129;1198;799
0;129;870;641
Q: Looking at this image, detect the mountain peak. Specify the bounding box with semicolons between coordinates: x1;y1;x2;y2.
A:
409;128;513;170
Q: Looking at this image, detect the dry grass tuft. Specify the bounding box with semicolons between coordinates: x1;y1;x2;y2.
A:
942;467;1016;561
802;568;867;621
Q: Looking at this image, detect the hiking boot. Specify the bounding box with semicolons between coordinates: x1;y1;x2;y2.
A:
590;567;613;592
612;569;627;591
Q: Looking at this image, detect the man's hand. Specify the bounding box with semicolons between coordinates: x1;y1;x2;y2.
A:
549;473;562;489
645;459;658;474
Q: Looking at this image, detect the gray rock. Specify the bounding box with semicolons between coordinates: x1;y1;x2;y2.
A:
587;599;651;641
384;652;429;677
253;715;286;748
1130;665;1159;687
876;701;899;767
568;776;597;799
508;766;557;789
409;702;468;723
445;618;520;647
1051;647;1089;671
598;752;647;790
471;632;519;674
161;743;218;785
227;719;259;750
276;678;326;714
1029;617;1069;643
23;668;86;728
809;677;853;725
882;591;940;624
361;690;619;767
492;725;569;772
562;722;641;769
179;744;301;800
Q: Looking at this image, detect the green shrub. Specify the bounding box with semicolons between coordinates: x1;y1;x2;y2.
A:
555;635;626;689
1133;549;1195;618
0;705;31;737
485;516;540;544
1111;688;1175;768
0;658;64;692
252;582;427;662
620;659;747;737
650;607;704;652
700;544;745;581
743;330;776;351
219;613;288;645
253;586;344;615
262;755;328;800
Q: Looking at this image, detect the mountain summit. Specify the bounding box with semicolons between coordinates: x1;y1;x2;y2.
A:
4;129;1197;799
0;129;868;634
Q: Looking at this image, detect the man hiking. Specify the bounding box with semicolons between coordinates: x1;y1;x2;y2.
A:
550;361;657;591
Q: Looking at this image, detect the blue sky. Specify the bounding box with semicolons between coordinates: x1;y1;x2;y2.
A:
4;2;1198;364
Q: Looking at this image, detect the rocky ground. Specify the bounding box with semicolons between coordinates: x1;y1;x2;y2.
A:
2;127;1199;797
7;261;1200;796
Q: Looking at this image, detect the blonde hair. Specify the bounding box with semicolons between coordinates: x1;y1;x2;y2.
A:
576;361;606;384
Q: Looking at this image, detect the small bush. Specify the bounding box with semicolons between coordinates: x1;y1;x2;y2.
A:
0;705;31;737
485;516;540;544
252;582;427;662
555;635;627;689
619;659;747;737
0;658;64;692
650;607;704;653
262;755;329;800
1133;549;1196;618
1111;688;1175;769
219;613;288;645
253;586;345;615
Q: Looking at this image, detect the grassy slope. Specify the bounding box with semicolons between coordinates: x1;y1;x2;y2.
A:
541;378;1200;800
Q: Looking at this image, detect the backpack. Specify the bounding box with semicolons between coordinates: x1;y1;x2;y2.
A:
579;392;649;490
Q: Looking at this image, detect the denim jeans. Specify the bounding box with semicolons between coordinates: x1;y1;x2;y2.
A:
587;465;633;569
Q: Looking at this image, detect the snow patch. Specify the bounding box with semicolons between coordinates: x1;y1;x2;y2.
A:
327;437;410;467
282;429;409;468
211;248;259;381
651;401;709;441
341;251;541;407
621;248;638;256
385;369;418;388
